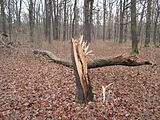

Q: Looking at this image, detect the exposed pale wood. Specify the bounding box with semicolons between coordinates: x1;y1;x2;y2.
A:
102;83;113;103
71;37;93;103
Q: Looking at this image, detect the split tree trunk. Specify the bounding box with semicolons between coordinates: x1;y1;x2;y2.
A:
71;37;94;103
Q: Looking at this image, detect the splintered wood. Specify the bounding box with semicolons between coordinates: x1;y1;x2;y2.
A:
71;36;93;103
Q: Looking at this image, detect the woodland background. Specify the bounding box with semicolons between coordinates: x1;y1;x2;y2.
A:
0;0;160;119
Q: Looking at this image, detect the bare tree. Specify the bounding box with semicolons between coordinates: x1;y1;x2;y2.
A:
72;0;78;38
8;0;12;40
153;0;159;47
44;0;52;43
52;0;59;40
29;0;35;42
131;0;138;53
107;0;114;40
14;0;22;25
102;0;106;41
0;0;6;34
119;0;126;43
83;0;94;43
48;0;52;43
114;1;120;42
63;0;67;41
96;5;101;40
137;1;146;43
144;0;152;47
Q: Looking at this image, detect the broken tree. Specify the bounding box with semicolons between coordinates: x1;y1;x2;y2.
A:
33;37;154;104
71;36;94;103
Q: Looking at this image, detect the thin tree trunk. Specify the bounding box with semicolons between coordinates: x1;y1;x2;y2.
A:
63;0;67;41
18;0;22;25
48;0;52;43
8;0;12;41
72;0;78;38
114;2;119;42
137;1;146;43
119;0;124;43
131;0;138;53
96;8;100;40
144;0;152;47
102;0;106;41
53;0;59;40
153;0;159;46
107;0;113;40
84;0;94;43
124;0;129;42
29;0;34;42
0;0;6;34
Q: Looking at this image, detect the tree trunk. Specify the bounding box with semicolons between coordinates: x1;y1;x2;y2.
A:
137;1;146;43
124;0;129;42
52;0;59;40
71;37;94;103
0;0;6;34
131;0;138;54
119;0;124;43
48;0;52;43
18;0;22;25
83;0;94;43
153;0;159;47
8;0;12;41
63;0;67;41
72;0;78;38
102;0;106;41
96;6;100;40
107;0;113;40
33;50;153;68
29;0;34;42
144;0;152;47
114;1;119;42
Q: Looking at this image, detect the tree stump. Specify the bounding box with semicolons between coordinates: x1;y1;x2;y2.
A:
71;36;94;103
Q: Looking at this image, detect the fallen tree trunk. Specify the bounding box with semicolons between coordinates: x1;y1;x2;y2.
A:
33;50;153;69
33;50;72;67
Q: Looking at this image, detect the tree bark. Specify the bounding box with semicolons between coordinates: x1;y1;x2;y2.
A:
48;0;52;43
102;0;106;41
71;37;94;103
114;1;120;42
29;0;34;42
119;0;125;43
72;0;78;38
33;50;153;68
83;0;94;43
52;0;59;40
107;0;113;40
15;0;22;25
137;1;146;43
131;0;138;54
0;0;6;34
144;0;152;47
8;0;12;41
153;0;159;47
63;0;67;41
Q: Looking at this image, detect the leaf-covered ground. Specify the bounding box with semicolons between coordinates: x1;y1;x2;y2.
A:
0;41;160;120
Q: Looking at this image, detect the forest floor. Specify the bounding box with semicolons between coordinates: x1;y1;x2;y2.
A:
0;40;160;120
